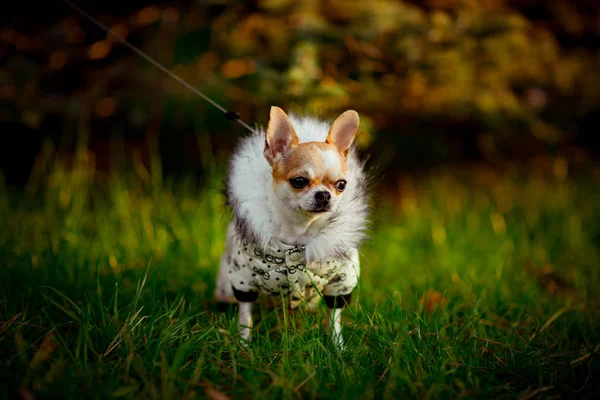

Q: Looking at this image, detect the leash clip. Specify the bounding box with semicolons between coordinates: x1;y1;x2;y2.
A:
225;111;240;121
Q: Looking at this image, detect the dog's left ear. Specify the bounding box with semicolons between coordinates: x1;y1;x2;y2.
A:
326;110;359;156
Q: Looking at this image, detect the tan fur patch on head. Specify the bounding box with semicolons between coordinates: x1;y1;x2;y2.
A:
272;142;347;190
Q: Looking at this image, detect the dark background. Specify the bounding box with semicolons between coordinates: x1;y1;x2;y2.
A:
2;0;600;187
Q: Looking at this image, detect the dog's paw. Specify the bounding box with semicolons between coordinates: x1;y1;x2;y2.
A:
239;326;252;346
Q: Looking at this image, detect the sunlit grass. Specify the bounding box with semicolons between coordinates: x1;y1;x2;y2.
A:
1;152;599;399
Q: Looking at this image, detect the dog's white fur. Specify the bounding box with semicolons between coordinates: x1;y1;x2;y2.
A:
218;108;370;347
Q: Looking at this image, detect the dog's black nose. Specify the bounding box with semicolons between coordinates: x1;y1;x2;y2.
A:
315;191;331;203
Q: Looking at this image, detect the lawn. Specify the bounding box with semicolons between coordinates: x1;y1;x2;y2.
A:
1;153;599;399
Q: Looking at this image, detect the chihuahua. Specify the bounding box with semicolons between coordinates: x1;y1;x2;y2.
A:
215;107;370;347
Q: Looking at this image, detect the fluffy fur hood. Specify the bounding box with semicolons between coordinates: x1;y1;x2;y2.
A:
226;114;370;263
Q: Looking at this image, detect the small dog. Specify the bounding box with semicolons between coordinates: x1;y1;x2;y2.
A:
215;106;370;347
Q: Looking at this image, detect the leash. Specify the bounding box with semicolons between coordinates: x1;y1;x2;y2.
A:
60;0;257;134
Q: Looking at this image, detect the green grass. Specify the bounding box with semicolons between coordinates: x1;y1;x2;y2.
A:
1;153;599;399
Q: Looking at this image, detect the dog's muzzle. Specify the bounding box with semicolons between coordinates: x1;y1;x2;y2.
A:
311;191;332;212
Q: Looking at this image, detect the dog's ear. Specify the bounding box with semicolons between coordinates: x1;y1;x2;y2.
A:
264;106;299;164
326;110;359;156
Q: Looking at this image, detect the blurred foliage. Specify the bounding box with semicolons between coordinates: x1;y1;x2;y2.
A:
1;0;600;180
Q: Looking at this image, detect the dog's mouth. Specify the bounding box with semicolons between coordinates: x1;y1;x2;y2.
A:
307;205;331;214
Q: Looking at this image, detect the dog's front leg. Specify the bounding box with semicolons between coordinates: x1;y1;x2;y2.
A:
238;302;253;344
233;288;258;345
326;307;344;349
324;293;352;350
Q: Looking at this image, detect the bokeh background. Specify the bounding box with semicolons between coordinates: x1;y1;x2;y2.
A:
2;1;600;398
2;0;600;186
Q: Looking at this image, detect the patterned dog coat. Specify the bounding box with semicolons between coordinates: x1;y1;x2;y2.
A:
225;233;360;309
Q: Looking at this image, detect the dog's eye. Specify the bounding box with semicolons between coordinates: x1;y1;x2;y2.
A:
289;177;309;189
334;180;347;192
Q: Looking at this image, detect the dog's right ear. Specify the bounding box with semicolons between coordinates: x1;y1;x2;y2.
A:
264;106;298;165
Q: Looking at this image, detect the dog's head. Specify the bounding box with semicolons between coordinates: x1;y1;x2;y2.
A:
263;106;359;216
